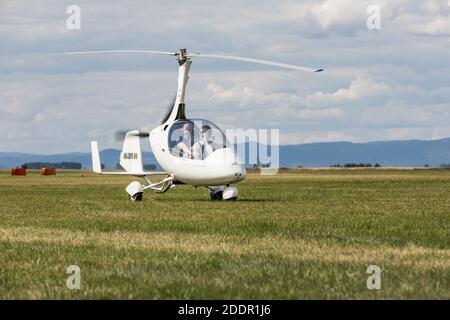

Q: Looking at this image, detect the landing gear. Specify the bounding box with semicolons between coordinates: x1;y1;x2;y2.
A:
210;190;223;200
129;192;143;201
223;186;238;201
209;186;224;200
126;181;144;202
208;186;238;201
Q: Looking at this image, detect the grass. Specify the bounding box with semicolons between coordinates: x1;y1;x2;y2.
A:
0;168;449;299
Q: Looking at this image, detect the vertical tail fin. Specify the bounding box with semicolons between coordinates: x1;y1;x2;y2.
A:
91;141;102;173
120;130;144;173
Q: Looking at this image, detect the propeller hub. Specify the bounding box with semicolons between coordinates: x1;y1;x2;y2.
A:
177;48;189;65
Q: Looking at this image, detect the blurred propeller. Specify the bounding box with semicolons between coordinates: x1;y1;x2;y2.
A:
160;94;177;124
114;130;149;142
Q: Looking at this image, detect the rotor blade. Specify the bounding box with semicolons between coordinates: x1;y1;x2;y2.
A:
65;50;177;56
188;53;323;72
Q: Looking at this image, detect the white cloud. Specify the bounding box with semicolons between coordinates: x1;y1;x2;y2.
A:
280;131;354;144
409;15;450;35
309;0;369;32
304;77;391;107
0;0;449;153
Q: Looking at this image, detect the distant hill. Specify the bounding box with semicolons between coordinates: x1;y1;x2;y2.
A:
0;149;158;169
279;138;450;167
1;138;450;169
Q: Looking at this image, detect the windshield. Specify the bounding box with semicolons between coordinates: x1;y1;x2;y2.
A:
168;119;227;160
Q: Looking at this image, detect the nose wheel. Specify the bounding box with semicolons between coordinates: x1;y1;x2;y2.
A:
208;186;238;201
210;190;223;200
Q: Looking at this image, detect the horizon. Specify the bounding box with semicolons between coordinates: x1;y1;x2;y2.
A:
1;136;449;156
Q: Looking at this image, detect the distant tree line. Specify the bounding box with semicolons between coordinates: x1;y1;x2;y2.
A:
331;163;382;168
21;162;82;169
420;164;450;168
252;163;271;168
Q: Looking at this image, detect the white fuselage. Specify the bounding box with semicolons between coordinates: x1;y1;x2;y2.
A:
150;124;246;186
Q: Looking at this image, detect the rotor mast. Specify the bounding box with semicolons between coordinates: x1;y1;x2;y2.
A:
163;48;191;125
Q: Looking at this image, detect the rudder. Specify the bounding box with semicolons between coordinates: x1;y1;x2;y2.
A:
120;130;144;173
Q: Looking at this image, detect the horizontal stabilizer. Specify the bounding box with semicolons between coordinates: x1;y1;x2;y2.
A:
94;171;166;176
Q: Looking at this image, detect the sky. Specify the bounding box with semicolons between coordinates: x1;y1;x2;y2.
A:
1;0;450;153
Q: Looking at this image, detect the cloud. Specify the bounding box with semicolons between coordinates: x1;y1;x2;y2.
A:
308;0;369;33
304;77;391;107
280;131;354;144
0;0;449;152
409;15;450;35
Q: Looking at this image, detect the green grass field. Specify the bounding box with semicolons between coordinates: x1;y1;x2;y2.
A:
0;168;449;299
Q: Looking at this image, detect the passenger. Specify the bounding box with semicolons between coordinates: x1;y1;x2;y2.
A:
172;122;194;159
192;125;220;160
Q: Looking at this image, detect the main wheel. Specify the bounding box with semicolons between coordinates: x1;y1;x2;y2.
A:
223;187;239;201
129;192;143;201
210;191;223;201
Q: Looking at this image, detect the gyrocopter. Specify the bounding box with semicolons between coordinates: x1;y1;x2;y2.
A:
66;48;323;201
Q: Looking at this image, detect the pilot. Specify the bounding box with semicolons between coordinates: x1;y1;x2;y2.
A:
193;125;220;160
172;122;194;159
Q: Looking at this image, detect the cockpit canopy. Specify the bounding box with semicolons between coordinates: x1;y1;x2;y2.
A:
168;119;227;160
